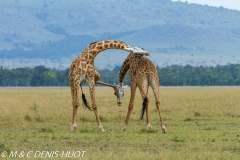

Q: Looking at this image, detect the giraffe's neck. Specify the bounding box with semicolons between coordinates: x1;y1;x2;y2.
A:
84;40;130;58
119;53;133;84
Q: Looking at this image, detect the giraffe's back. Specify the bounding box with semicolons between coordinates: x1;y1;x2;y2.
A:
129;56;159;85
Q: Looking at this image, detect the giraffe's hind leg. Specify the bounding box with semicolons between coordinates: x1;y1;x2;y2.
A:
150;79;166;133
138;80;152;130
156;101;166;133
71;103;78;131
69;75;80;131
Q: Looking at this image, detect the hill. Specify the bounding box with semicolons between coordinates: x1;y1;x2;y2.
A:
0;0;240;68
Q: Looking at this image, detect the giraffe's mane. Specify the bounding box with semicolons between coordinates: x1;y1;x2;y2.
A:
89;41;98;45
89;40;126;45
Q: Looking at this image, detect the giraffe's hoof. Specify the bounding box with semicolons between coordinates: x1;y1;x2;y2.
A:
121;125;127;132
99;125;105;132
71;127;76;132
71;125;77;132
162;125;166;133
100;128;105;132
146;123;152;130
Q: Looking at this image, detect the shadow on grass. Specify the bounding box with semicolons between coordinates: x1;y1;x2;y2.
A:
139;128;158;134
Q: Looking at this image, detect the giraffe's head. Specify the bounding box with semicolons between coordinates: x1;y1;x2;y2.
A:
125;47;150;56
113;83;128;106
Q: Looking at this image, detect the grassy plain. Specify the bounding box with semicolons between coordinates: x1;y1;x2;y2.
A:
0;87;240;160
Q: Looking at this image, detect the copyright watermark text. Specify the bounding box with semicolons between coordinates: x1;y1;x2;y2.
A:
1;150;86;158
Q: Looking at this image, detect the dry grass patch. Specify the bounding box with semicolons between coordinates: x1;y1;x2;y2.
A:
0;87;240;159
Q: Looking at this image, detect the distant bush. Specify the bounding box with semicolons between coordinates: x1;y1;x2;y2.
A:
1;63;240;86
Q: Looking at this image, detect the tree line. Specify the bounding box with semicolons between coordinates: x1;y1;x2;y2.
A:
0;64;240;86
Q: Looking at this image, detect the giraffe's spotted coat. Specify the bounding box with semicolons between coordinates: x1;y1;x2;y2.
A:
118;53;166;133
68;40;131;132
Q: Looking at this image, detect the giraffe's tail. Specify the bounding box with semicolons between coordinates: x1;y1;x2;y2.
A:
80;84;93;111
141;97;148;120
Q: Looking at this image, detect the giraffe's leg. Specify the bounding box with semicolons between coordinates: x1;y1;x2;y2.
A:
71;103;78;131
151;81;166;133
138;80;152;130
88;79;105;132
69;76;80;131
155;101;166;133
122;83;137;132
145;98;152;130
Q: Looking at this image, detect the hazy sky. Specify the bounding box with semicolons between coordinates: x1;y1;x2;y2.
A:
171;0;240;11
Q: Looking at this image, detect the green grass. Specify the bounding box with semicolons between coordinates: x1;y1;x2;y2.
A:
0;87;240;159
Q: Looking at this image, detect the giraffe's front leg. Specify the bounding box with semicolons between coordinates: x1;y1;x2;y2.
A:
88;79;105;132
122;84;137;132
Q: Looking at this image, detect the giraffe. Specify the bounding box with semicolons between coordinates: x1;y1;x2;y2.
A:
68;40;149;132
116;52;166;133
